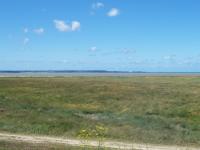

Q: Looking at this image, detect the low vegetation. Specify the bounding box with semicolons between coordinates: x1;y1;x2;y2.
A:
0;77;200;146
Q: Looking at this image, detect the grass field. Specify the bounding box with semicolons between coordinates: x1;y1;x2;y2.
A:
0;77;200;146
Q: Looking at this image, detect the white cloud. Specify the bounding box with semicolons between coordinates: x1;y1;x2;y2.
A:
54;20;80;32
24;28;28;33
34;28;44;34
122;48;136;54
71;21;81;31
54;20;71;32
23;37;29;45
107;8;120;17
163;55;176;61
92;2;104;9
90;46;97;52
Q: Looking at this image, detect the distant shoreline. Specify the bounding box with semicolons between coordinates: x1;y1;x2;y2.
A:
0;70;145;73
0;71;200;77
0;70;200;73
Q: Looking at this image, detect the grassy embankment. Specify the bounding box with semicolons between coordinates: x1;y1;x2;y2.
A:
0;77;200;146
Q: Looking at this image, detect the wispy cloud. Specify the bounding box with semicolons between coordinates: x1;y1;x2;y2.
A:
107;8;120;17
163;55;176;61
91;2;104;16
23;28;28;33
121;48;136;54
33;28;44;34
23;37;29;45
90;46;97;52
71;21;81;31
54;20;80;32
92;2;104;9
54;20;71;32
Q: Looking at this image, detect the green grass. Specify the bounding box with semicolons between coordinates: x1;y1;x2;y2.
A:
0;77;200;146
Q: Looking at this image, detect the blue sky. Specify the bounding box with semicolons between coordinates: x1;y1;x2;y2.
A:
1;0;200;71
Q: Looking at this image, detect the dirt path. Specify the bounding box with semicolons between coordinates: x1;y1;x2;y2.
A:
0;132;199;150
